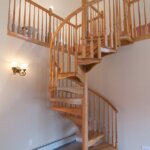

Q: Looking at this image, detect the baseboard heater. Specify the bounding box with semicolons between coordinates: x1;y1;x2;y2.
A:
33;134;76;150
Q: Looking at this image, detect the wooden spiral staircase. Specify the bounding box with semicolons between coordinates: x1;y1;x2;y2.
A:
7;0;150;149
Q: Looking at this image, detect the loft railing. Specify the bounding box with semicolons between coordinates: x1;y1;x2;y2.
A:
7;0;75;47
129;0;150;40
49;0;123;90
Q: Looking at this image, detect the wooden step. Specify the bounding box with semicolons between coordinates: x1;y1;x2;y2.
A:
50;97;82;105
88;131;104;147
120;34;134;46
78;58;101;72
57;87;84;95
51;107;82;116
101;47;116;57
58;72;84;84
90;144;117;150
78;58;100;65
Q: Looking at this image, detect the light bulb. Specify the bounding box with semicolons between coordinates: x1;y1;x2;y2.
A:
11;61;18;68
50;6;54;10
20;63;28;70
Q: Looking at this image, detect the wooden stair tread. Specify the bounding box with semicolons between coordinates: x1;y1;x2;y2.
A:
88;131;104;147
78;58;101;72
78;58;101;65
50;97;82;105
120;34;134;46
90;144;116;150
57;87;84;95
101;47;116;54
58;72;84;84
51;107;82;116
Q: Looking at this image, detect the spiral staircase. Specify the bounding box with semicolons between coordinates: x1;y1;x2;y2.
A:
7;0;150;149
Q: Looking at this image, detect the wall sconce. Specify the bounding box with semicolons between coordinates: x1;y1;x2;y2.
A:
11;61;28;76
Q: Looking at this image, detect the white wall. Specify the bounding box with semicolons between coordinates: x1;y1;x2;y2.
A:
88;39;150;150
33;0;81;18
0;0;78;150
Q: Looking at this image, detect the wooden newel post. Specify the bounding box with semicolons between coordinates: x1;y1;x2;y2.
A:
82;0;88;58
82;74;88;150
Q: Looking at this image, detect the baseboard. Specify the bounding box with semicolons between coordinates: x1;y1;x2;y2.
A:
33;134;76;150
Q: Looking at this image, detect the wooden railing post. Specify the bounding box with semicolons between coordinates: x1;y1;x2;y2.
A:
82;74;88;150
82;0;88;58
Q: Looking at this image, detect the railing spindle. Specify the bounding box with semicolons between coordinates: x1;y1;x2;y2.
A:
143;0;148;34
45;12;48;42
67;23;71;72
12;0;16;32
32;6;35;39
28;3;31;37
41;11;44;41
138;0;142;35
18;0;21;33
8;0;11;32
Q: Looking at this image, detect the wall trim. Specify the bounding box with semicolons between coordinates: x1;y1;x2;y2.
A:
33;134;76;150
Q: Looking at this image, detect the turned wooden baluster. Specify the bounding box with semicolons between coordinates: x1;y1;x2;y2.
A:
53;16;55;38
103;0;106;47
115;112;118;148
37;8;40;40
12;0;16;32
128;0;132;37
116;0;121;47
113;0;117;49
41;11;44;41
75;14;78;73
118;0;122;41
17;0;21;33
94;95;97;132
143;0;148;35
45;12;48;42
8;0;11;32
61;27;65;73
82;0;88;59
138;0;142;36
109;0;112;48
97;2;101;58
108;105;110;144
132;1;136;38
88;92;92;131
49;8;52;43
32;6;36;39
67;23;71;72
28;3;31;37
103;101;106;142
98;98;101;133
90;7;94;58
112;109;114;147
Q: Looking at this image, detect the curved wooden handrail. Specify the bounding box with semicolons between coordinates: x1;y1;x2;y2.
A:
50;0;101;49
89;88;118;113
65;78;118;112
